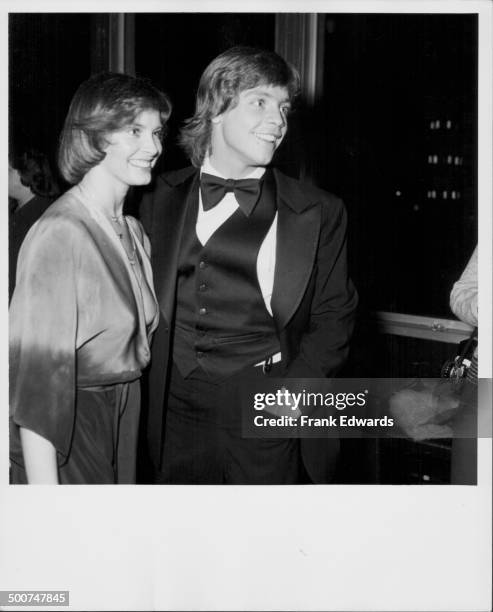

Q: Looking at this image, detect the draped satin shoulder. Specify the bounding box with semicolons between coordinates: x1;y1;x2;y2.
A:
9;191;159;464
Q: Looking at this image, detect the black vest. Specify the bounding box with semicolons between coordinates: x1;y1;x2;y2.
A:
173;170;280;380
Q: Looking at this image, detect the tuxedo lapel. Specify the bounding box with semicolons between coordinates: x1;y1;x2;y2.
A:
152;169;199;325
271;170;322;331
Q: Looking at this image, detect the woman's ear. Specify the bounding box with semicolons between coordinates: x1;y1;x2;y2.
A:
211;115;222;124
98;131;112;151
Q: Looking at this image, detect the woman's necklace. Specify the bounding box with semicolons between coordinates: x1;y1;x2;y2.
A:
109;214;137;265
73;184;142;282
108;214;143;286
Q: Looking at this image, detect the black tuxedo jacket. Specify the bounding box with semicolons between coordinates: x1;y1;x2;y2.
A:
140;166;358;482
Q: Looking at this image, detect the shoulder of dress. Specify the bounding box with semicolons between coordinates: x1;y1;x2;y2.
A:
38;191;84;217
27;193;92;240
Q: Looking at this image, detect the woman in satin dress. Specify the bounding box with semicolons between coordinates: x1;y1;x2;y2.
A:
9;72;171;484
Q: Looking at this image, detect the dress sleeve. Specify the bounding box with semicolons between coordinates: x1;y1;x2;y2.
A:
9;216;78;461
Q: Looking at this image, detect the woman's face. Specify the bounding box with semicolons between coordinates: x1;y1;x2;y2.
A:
99;109;163;187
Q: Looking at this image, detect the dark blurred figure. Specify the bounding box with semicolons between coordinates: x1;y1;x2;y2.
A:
8;147;61;300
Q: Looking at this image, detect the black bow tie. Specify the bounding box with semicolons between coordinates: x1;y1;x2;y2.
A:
200;173;262;216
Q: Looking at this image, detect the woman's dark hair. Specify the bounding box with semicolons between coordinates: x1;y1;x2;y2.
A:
9;147;60;198
58;72;172;184
180;46;300;167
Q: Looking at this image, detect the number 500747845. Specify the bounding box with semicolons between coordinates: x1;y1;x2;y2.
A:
0;591;69;606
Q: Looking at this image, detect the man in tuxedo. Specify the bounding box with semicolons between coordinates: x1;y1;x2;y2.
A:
140;46;358;484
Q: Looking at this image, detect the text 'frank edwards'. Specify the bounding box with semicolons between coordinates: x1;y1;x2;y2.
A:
252;389;394;428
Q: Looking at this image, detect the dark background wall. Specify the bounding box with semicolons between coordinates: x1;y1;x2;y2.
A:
9;14;92;165
316;14;477;320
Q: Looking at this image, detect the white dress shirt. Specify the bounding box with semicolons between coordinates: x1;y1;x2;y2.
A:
197;158;277;315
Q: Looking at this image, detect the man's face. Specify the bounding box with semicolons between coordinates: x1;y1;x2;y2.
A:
209;84;291;178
